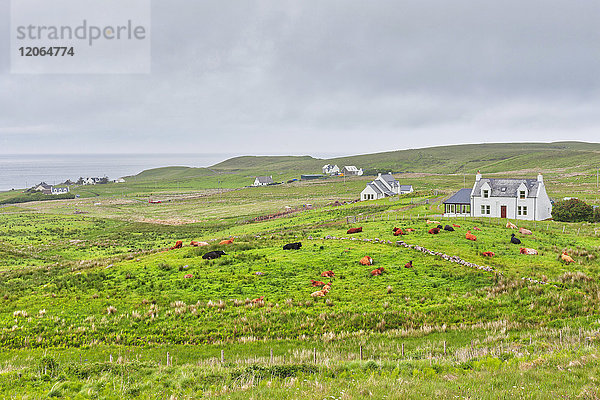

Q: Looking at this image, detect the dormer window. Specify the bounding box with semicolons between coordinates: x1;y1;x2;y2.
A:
519;190;526;199
483;189;489;198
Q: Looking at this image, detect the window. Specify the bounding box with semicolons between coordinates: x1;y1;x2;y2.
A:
450;204;455;213
517;206;528;216
465;205;471;214
483;189;489;198
519;190;526;199
481;205;491;215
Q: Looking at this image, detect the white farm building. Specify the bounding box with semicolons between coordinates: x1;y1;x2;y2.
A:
444;172;552;221
360;173;413;201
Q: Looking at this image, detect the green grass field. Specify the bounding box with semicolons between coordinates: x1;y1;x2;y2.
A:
1;145;600;398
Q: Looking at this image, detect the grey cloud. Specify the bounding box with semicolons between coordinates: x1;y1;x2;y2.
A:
1;0;600;155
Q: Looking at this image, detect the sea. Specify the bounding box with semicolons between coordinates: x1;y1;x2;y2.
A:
0;154;236;191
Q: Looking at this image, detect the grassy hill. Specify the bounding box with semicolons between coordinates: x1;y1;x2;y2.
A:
134;141;600;181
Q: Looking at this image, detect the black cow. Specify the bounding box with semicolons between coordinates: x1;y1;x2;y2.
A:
283;242;302;250
444;225;455;232
202;250;226;260
510;233;521;245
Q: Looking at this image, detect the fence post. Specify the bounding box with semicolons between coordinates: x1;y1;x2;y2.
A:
221;349;225;363
401;343;405;357
443;341;447;355
166;352;169;366
313;348;317;363
559;330;562;344
270;349;273;364
360;345;363;361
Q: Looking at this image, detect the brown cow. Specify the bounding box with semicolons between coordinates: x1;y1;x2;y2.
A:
360;256;374;265
170;241;183;250
393;228;404;236
371;267;385;276
428;227;440;234
219;239;234;245
321;270;335;278
347;227;363;234
310;280;326;287
190;241;209;247
482;251;495;257
465;231;477;241
453;224;461;228
520;248;538;255
404;260;413;268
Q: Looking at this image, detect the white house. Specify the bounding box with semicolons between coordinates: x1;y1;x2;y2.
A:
51;186;70;195
253;176;274;186
361;173;412;201
470;172;552;221
341;166;364;176
34;182;52;192
322;164;340;175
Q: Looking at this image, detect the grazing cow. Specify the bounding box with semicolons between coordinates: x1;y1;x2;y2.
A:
310;280;326;287
202;250;226;260
482;251;495;257
190;241;209;247
404;260;413;268
406;228;416;233
283;242;302;250
253;296;264;303
371;267;385;276
360;256;374;265
465;231;477;241
519;227;533;235
347;227;363;234
444;225;455;232
427;220;441;224
561;251;575;264
428;227;441;234
506;221;518;229
170;241;183;250
321;270;335;278
219;239;234;245
520;248;538;255
473;226;482;231
184;274;193;279
311;290;327;297
510;233;521;245
453;224;461;228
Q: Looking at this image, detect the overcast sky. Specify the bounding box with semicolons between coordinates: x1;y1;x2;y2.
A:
1;0;600;156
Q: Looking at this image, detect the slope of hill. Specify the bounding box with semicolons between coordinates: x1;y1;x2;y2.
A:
132;141;600;181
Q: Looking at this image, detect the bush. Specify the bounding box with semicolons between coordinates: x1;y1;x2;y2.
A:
552;199;594;222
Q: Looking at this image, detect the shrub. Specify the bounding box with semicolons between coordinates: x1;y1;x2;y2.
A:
552;199;594;222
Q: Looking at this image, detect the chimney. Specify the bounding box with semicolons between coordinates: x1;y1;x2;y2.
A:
537;173;543;183
475;171;482;181
377;172;381;178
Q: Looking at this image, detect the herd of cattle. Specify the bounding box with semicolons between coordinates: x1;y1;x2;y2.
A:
163;218;577;301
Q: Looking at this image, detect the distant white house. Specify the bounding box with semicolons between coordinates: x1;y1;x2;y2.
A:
341;166;364;176
34;182;52;192
113;178;125;183
33;182;69;195
360;173;412;201
322;164;340;175
253;176;274;186
467;172;552;221
51;186;70;195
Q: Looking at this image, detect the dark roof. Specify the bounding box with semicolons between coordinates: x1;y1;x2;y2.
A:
366;182;383;195
444;188;472;204
472;178;540;198
378;174;398;186
372;180;395;196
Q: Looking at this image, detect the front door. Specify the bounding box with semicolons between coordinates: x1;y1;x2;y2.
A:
501;205;507;219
